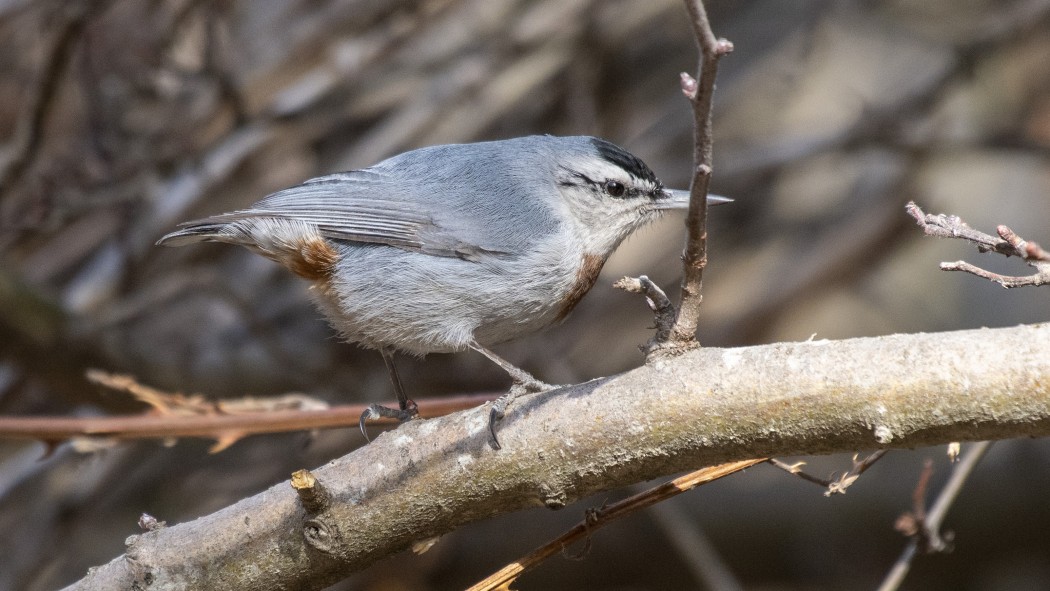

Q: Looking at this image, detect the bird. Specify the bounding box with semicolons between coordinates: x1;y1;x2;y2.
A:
157;135;729;447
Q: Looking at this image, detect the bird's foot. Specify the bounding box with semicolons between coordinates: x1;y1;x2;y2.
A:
359;399;418;442
488;379;556;450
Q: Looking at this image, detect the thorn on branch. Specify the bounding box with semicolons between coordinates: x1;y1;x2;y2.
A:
906;201;1050;288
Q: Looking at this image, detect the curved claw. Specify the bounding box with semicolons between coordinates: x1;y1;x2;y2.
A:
359;405;380;442
358;401;420;443
488;404;505;450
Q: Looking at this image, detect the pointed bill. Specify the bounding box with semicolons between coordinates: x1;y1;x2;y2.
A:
655;189;733;210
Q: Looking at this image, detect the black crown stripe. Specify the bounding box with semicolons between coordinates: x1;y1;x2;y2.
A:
589;138;660;186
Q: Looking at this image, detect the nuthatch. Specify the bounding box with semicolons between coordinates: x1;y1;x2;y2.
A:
159;135;729;447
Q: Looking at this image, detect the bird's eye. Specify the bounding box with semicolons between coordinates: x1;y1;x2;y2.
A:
604;180;626;197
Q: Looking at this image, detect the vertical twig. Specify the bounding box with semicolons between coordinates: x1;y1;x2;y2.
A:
669;0;733;346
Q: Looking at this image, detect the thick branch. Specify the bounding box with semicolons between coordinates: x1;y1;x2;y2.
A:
66;324;1050;590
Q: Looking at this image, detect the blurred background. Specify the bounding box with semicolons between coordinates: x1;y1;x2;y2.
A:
1;0;1049;589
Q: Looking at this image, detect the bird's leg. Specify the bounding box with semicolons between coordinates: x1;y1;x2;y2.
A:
358;348;419;442
470;341;553;449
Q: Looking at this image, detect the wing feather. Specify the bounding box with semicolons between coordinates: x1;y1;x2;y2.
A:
158;170;504;259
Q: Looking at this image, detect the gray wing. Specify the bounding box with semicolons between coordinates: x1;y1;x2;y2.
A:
157;169;506;260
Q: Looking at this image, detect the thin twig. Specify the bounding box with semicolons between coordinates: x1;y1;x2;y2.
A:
766;458;829;486
614;275;674;352
768;451;887;496
668;0;733;347
0;370;495;452
907;201;1050;288
876;441;993;591
466;459;764;591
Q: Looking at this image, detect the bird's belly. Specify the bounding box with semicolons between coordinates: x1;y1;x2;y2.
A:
315;243;592;356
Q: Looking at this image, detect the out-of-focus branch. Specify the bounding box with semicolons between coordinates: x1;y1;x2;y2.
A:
466;459;764;591
0;370;495;452
643;483;746;591
0;398;487;446
0;2;104;199
907;201;1050;288
669;0;733;347
877;441;993;591
66;324;1050;590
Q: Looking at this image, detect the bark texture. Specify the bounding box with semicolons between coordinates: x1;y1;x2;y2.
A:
68;323;1050;590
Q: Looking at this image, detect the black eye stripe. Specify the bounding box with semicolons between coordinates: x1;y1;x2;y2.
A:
557;167;655;199
557;170;595;187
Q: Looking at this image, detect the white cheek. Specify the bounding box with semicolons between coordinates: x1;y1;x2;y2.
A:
582;202;654;254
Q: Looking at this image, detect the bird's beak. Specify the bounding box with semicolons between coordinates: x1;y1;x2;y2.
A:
656;188;733;210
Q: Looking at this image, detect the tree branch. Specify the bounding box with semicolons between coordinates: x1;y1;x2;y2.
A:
907;201;1050;288
877;441;992;591
767;450;887;496
0;393;494;451
614;275;675;353
65;324;1050;590
669;0;733;347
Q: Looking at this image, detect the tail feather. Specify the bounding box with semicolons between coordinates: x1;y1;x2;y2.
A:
156;223;235;247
